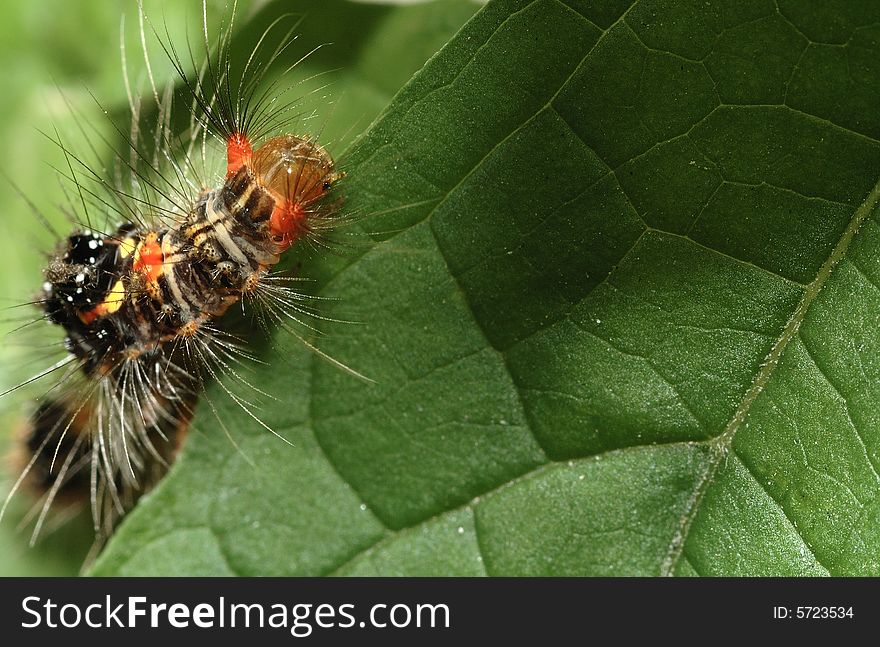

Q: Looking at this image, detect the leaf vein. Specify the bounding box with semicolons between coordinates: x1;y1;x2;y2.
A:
797;331;880;484
328;441;696;575
660;170;880;575
731;448;833;575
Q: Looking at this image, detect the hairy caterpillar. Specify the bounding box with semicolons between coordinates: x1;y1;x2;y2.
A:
0;0;354;550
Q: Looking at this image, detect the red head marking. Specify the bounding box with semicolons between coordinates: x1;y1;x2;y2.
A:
269;201;306;252
226;133;253;177
249;135;340;252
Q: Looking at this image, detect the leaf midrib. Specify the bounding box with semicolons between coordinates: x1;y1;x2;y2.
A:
661;173;880;576
311;0;880;575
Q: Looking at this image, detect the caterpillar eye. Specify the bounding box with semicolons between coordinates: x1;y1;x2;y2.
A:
322;181;333;191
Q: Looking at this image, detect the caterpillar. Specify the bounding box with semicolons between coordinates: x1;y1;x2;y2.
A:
1;1;352;549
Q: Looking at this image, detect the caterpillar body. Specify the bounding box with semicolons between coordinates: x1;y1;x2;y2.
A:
2;2;349;547
46;135;340;372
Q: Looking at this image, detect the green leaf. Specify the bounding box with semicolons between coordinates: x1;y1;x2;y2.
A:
0;0;478;576
22;0;880;576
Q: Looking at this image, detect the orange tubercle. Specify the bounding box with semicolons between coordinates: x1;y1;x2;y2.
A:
269;200;306;251
78;306;101;326
132;233;165;283
226;133;253;177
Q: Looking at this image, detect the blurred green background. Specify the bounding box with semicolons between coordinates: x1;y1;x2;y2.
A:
0;0;480;576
